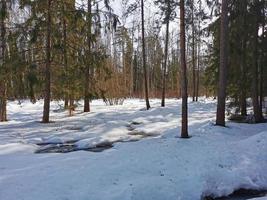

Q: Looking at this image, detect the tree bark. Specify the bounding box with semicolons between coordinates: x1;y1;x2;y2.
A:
64;99;69;109
196;0;201;102
84;0;91;112
0;0;7;122
196;42;200;102
240;35;247;116
161;17;170;107
259;20;265;116
240;0;247;117
42;0;52;123
251;0;263;123
196;45;200;102
62;3;70;111
180;0;189;138
141;0;150;110
259;56;263;114
216;0;228;127
240;66;247;116
191;0;196;102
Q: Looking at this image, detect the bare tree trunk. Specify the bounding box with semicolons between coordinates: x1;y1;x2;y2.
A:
240;39;247;116
259;22;265;116
191;0;196;102
259;57;263;113
251;41;262;122
251;0;263;123
69;99;74;116
240;1;247;116
141;0;150;110
216;0;228;127
62;4;70;111
0;0;7;122
161;19;170;107
64;99;69;109
196;43;200;102
180;0;189;138
196;0;201;102
240;74;247;116
84;0;91;112
42;0;52;123
130;21;135;96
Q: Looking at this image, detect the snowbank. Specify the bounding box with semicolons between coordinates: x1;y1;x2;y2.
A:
0;98;266;200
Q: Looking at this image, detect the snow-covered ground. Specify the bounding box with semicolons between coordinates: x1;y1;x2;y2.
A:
0;98;266;200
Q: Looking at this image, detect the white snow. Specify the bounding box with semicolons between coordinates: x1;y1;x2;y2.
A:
0;98;266;200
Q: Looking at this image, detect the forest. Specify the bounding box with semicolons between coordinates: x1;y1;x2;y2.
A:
0;0;265;124
0;0;267;200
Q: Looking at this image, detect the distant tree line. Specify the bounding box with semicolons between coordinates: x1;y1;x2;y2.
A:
0;0;266;138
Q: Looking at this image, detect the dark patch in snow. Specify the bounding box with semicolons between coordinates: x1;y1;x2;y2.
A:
84;141;114;152
126;124;135;131
35;137;147;154
35;141;114;153
203;189;267;200
131;121;143;125
35;120;160;154
35;144;77;153
127;121;160;137
126;121;143;131
35;132;159;154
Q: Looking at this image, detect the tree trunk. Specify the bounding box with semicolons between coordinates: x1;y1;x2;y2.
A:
259;22;265;116
42;0;52;123
240;1;247;117
64;99;69;109
259;57;263;113
196;41;200;102
69;99;74;116
141;0;150;110
63;4;69;110
180;0;189;138
191;0;196;102
240;37;247;116
251;0;263;123
130;21;135;96
0;0;7;122
240;77;247;116
161;18;170;107
216;0;228;127
84;0;91;112
0;85;7;122
196;0;201;102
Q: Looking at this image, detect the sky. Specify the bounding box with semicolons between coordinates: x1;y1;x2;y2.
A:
76;0;212;41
